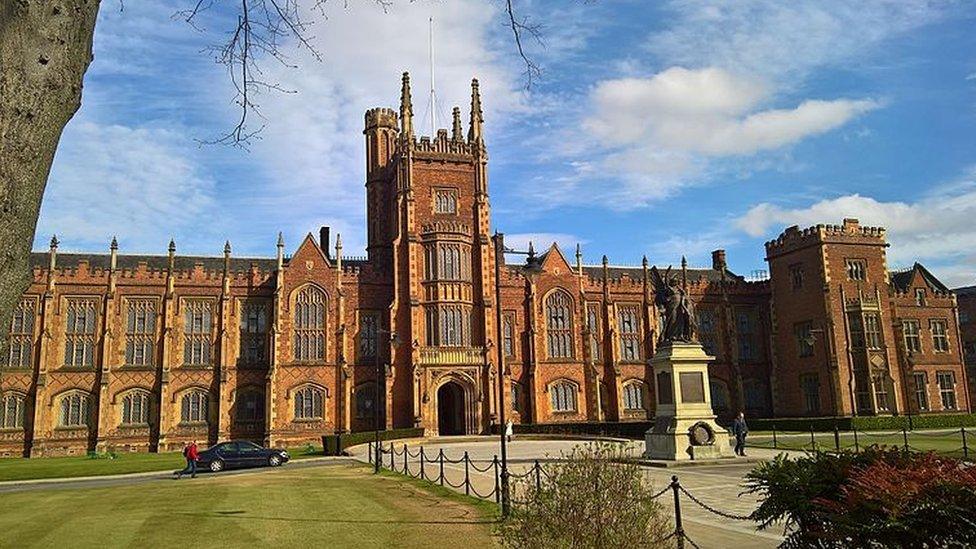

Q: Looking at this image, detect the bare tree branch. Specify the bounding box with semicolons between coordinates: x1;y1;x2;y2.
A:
180;0;547;147
504;0;543;89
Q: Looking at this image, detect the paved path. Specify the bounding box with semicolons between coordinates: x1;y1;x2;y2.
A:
351;438;787;548
0;457;355;493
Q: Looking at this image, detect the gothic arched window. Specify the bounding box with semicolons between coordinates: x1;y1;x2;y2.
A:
546;290;574;359
181;390;209;424
550;380;578;412
294;286;326;361
0;392;26;429
58;391;91;427
623;381;644;410
121;390;151;425
294;385;325;420
236;389;264;422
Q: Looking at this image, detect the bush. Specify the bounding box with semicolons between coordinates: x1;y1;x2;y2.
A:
321;428;424;456
818;453;976;547
498;443;672;548
745;448;976;548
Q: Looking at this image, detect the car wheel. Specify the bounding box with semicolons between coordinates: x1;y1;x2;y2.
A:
210;459;224;472
269;454;282;467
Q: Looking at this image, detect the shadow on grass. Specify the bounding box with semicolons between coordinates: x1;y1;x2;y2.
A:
172;511;494;525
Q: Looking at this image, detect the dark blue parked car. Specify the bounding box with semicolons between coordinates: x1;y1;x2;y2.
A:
196;440;290;472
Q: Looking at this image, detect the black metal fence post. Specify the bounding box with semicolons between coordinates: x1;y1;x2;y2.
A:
671;475;685;549
853;423;860;452
439;449;445;486
388;442;394;469
420;447;426;480
772;423;778;449
902;428;909;452
810;426;816;451
367;441;373;464
493;455;500;504
464;451;471;496
962;427;969;460
534;459;542;495
403;443;409;475
834;425;841;452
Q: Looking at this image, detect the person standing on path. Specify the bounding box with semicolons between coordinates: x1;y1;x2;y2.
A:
505;419;514;443
176;440;199;479
732;412;749;456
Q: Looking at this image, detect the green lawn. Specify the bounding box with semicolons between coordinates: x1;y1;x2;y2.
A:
748;429;975;458
0;463;499;548
0;446;324;482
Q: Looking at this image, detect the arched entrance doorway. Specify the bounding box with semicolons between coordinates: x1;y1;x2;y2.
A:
437;382;466;436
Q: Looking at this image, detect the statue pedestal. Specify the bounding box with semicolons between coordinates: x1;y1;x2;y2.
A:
644;342;734;461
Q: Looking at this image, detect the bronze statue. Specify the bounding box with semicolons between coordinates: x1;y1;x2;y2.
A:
651;264;697;344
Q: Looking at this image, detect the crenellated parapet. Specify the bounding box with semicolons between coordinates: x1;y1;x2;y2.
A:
766;217;886;258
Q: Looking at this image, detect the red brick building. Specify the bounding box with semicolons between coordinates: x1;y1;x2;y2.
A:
0;75;969;457
953;286;976;405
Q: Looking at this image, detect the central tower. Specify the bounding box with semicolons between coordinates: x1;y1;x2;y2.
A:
363;74;497;434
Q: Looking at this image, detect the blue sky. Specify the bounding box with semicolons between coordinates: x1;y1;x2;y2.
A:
37;1;976;286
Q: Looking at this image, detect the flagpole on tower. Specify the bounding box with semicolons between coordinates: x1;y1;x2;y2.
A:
429;15;436;134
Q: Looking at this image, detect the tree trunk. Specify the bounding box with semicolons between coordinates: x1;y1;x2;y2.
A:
0;0;100;337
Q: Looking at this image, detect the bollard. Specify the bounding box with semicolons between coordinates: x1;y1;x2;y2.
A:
367;441;372;464
464;451;471;496
420;447;426;480
902;428;909;452
671;475;685;549
853;423;860;453
834;425;841;452
493;455;500;504
389;442;394;469
439;449;445;486
403;443;409;475
772;424;778;449
810;426;816;451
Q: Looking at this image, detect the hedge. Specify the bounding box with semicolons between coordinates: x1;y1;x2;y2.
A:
500;421;653;440
748;413;976;433
322;427;425;456
489;414;976;439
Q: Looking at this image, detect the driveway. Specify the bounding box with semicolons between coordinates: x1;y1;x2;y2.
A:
350;438;785;549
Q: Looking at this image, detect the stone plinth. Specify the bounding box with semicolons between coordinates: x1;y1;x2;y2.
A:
644;342;734;461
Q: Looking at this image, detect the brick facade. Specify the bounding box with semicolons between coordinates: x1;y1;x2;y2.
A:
0;75;970;457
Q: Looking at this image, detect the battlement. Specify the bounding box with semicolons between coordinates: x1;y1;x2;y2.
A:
364;107;398;131
765;218;887;256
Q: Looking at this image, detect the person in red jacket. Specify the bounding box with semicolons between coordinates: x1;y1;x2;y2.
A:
176;440;199;479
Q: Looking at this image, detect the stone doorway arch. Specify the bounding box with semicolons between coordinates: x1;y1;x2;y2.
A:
437;381;466;436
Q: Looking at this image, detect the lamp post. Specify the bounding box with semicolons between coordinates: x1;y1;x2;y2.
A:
492;232;540;517
374;329;400;473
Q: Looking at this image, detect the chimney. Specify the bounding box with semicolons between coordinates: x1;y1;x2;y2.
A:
319;226;331;259
842;218;860;232
711;249;727;271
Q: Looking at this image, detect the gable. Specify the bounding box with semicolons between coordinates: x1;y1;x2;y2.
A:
290;233;331;269
539;243;574;275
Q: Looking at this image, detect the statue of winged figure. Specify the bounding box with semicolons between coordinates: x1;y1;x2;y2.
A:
650;265;698;344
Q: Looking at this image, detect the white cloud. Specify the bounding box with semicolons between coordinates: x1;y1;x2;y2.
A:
735;168;976;287
37;121;219;252
586;67;878;155
539;67;878;209
647;1;947;83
